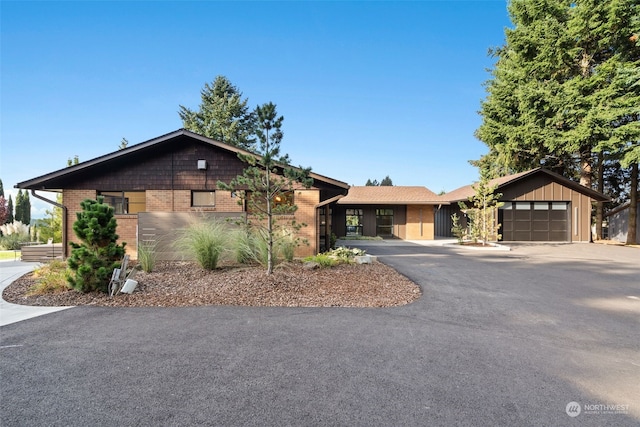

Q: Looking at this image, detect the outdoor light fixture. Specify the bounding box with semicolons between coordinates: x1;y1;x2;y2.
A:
197;159;207;170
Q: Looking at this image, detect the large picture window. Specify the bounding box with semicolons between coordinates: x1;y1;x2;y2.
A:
99;191;145;214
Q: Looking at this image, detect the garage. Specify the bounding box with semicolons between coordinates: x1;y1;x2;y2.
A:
500;201;569;241
442;168;609;243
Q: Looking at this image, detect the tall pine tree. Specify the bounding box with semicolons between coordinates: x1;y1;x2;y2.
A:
6;195;14;224
219;102;312;275
179;76;256;150
476;0;639;186
475;0;640;242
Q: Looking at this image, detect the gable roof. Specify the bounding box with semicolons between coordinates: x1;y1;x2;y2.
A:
16;129;349;191
443;168;609;203
337;186;445;205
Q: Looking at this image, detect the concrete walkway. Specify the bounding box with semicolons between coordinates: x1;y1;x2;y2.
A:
0;260;73;326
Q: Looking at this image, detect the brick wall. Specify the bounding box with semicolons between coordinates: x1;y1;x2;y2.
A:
146;189;244;212
292;189;319;257
63;190;96;256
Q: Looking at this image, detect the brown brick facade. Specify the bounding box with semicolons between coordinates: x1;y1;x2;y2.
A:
63;188;320;260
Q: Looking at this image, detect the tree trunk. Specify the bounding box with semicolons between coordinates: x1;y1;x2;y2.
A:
627;162;638;245
579;148;593;187
595;152;604;240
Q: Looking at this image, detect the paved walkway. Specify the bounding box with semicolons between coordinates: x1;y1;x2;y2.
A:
0;260;73;326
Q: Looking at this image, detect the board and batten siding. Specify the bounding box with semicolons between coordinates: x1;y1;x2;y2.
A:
500;176;593;242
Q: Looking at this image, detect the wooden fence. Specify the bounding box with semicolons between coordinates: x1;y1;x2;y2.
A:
138;212;247;261
21;243;64;262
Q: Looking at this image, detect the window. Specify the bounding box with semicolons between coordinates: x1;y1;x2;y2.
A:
534;202;549;210
246;191;295;214
192;191;216;207
346;208;363;236
552;202;568;210
376;208;394;237
99;191;145;214
515;202;531;210
273;191;294;208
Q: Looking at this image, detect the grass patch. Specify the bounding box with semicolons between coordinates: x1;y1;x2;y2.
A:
0;250;20;261
338;236;383;241
27;260;71;296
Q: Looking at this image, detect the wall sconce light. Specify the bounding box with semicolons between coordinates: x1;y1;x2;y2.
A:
197;159;207;170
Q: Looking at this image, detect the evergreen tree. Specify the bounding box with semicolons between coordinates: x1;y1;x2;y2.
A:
14;190;24;224
39;194;63;243
475;0;639;186
179;76;256;150
67;196;126;293
67;155;79;166
22;192;31;225
459;173;504;245
6;195;13;224
0;179;4;197
380;176;393;186
365;179;379;186
219;102;312;275
15;191;32;225
0;196;7;225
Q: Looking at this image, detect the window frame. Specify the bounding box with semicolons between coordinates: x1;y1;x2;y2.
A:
99;191;146;214
191;190;216;207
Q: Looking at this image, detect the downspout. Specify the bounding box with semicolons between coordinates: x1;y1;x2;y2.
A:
31;190;68;259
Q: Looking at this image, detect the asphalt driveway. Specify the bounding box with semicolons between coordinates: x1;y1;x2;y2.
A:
1;242;638;426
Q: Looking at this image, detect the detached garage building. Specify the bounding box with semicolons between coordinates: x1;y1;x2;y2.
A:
443;168;609;242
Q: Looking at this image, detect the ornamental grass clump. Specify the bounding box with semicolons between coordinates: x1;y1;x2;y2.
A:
229;225;262;265
175;219;230;270
27;260;71;296
137;240;158;273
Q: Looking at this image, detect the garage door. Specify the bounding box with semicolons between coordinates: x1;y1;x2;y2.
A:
500;202;569;241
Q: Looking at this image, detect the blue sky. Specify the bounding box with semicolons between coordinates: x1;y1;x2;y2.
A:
1;0;511;218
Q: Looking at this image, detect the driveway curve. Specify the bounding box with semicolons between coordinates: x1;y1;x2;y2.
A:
1;242;638;426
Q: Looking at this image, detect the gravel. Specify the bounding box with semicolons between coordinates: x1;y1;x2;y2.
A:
2;261;421;308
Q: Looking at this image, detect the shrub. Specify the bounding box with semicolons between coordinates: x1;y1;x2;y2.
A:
174;219;230;270
137;240;158;273
303;247;366;267
27;260;71;295
303;253;337;267
0;232;30;250
67;197;126;293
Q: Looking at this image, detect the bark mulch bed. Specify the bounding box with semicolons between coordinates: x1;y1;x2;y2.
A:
3;261;421;308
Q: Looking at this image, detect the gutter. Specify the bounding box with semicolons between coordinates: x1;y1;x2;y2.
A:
30;190;68;259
